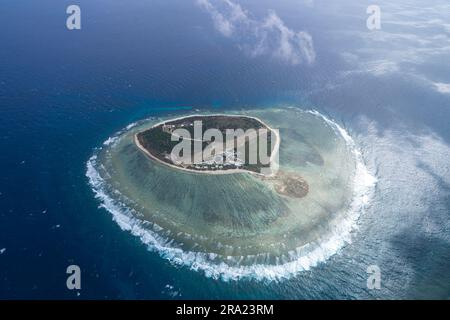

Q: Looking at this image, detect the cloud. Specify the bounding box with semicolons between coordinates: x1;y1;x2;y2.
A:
337;1;450;82
433;82;450;94
196;0;244;37
196;0;315;65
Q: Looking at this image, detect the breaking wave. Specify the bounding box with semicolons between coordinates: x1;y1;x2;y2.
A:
86;109;376;281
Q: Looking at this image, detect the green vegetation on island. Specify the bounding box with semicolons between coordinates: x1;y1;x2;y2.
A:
136;115;276;174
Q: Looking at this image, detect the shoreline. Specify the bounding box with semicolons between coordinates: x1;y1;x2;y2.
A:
133;113;280;177
87;108;375;280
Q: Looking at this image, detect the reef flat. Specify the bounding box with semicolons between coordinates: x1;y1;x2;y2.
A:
87;108;375;280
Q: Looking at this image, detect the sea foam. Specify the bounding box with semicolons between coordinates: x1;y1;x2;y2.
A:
86;109;376;281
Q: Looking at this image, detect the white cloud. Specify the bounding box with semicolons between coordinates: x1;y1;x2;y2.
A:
197;0;235;37
365;60;399;76
196;0;315;65
262;11;315;65
335;1;450;86
434;82;450;94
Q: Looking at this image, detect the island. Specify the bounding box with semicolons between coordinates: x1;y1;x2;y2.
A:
134;114;308;198
87;107;369;280
135;114;279;174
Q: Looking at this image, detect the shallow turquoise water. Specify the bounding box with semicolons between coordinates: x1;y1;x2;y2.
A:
1;0;449;299
88;108;374;280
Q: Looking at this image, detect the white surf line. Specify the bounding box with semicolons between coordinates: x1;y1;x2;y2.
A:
87;109;375;281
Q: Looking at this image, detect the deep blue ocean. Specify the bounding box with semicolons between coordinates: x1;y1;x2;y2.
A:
1;0;449;299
